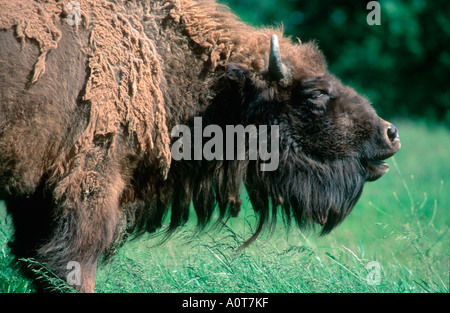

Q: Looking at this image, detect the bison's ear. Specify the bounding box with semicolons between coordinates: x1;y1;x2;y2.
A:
226;63;251;85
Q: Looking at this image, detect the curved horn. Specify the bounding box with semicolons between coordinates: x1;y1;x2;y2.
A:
268;34;286;81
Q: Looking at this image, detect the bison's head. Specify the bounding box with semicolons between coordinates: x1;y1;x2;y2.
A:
220;35;400;238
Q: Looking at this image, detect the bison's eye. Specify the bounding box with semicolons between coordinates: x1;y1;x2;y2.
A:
303;90;330;114
309;90;328;99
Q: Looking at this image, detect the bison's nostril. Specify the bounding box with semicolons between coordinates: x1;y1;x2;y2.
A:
387;124;399;142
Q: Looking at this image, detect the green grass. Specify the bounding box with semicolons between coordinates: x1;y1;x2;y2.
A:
0;119;449;293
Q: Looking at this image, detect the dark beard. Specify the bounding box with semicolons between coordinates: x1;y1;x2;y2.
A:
244;148;366;244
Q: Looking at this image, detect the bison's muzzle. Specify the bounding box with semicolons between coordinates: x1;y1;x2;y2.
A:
364;122;401;182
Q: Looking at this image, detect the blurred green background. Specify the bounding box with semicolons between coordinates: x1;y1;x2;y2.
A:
220;0;450;125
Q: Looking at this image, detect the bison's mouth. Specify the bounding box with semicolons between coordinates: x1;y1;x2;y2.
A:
364;159;390;181
362;123;401;182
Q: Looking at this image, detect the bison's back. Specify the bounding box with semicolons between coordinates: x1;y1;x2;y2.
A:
0;0;175;197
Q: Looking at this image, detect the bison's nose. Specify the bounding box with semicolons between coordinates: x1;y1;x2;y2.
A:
387;124;399;143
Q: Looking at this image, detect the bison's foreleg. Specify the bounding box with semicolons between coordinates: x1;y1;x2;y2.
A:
36;154;126;292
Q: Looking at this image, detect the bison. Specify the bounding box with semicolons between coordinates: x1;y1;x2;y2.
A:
0;0;400;292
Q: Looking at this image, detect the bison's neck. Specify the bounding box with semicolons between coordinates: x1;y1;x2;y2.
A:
142;0;273;128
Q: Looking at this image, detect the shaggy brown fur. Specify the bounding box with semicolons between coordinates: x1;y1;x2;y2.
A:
0;0;400;292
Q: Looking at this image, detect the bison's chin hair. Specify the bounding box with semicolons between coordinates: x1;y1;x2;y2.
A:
258;151;365;229
240;150;366;247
